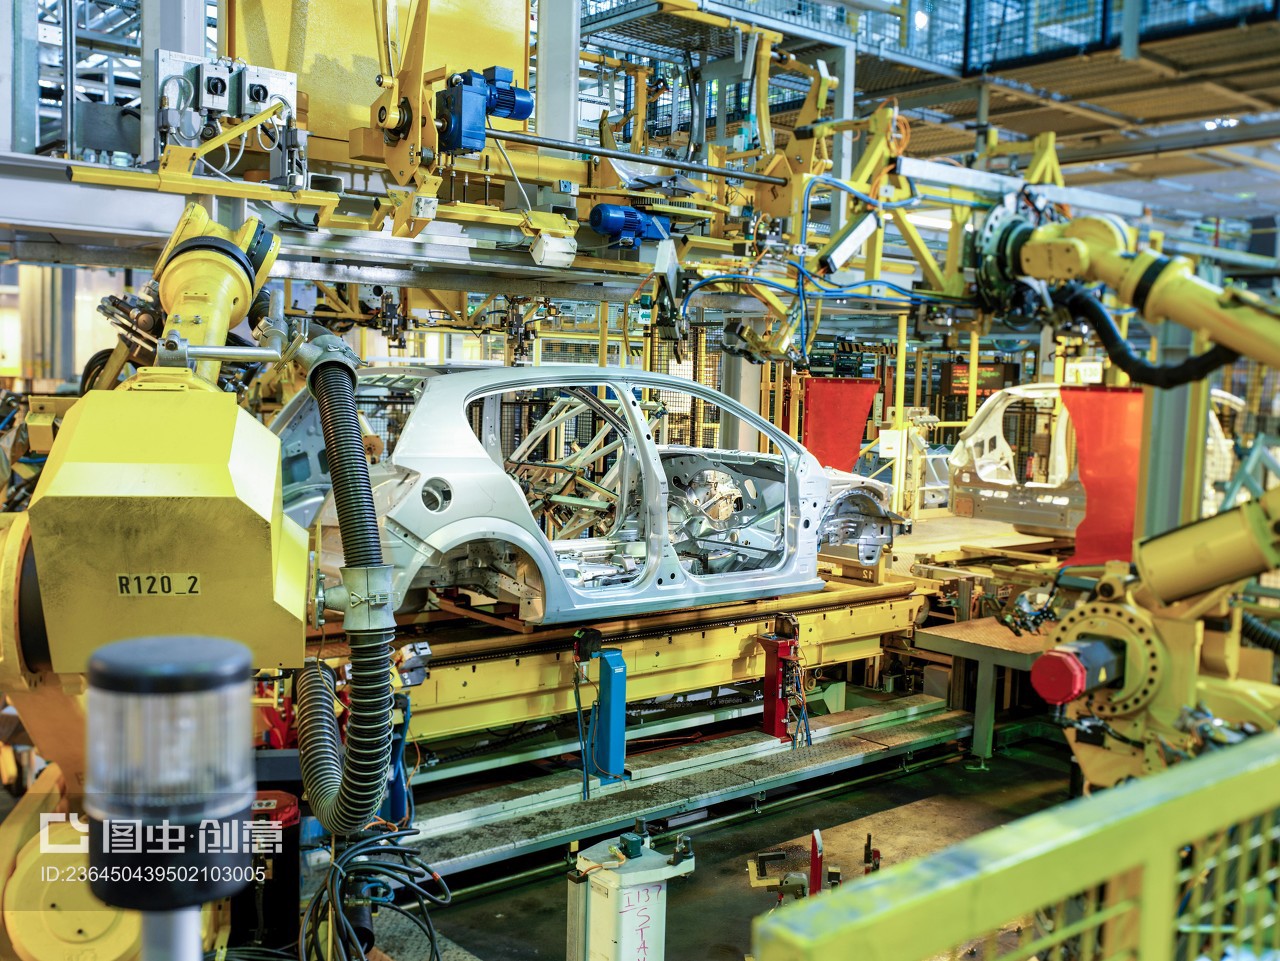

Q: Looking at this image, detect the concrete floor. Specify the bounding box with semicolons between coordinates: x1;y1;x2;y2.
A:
432;740;1071;961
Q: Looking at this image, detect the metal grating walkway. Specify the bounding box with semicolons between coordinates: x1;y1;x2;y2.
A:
414;698;972;873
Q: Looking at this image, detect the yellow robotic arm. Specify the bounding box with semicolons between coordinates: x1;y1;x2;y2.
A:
151;203;281;384
1016;215;1280;370
8;201;306;775
977;204;1280;787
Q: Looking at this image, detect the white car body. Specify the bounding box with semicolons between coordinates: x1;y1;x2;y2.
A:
275;366;900;625
949;383;1255;536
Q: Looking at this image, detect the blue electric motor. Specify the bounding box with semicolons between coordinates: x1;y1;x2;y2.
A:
589;204;672;247
436;66;534;153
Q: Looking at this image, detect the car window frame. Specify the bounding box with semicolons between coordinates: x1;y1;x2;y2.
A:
458;378;660;581
628;376;801;579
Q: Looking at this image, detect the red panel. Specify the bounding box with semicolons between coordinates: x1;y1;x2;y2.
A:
760;636;798;742
801;378;879;472
1059;386;1145;566
810;829;824;896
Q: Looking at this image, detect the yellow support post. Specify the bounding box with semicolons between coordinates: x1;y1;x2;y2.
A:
891;311;908;516
598;303;610;368
913;345;924;410
967;331;979;418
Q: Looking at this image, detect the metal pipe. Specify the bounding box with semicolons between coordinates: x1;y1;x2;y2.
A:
61;0;76;158
141;908;203;961
484;128;788;186
183;344;282;362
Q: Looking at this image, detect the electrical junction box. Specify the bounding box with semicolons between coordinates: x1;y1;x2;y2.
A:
879;429;903;458
532;234;578;268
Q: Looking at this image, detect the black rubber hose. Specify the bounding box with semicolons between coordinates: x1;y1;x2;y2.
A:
79;349;115;395
1056;284;1239;389
312;365;381;568
246;288;272;329
294;362;393;836
1241;612;1280;654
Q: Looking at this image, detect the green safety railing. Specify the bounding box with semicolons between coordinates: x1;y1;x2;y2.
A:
754;730;1280;961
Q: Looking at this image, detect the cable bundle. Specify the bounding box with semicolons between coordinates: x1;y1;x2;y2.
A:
786;660;812;748
299;827;452;961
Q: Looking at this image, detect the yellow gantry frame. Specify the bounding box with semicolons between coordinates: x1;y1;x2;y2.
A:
333;580;921;742
75;4;1268;389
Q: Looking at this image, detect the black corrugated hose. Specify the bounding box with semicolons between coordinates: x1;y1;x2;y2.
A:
1056;284;1239;389
313;364;381;568
1241;612;1280;654
294;363;394;836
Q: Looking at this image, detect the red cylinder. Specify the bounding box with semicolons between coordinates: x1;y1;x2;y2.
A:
1031;648;1089;705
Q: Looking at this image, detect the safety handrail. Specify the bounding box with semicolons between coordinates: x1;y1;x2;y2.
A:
754;730;1280;961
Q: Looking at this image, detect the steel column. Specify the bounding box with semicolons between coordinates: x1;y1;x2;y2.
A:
7;1;38;153
971;658;996;761
828;45;857;231
1137;323;1207;536
720;353;765;445
973;83;990;160
18;265;76;389
535;0;581;148
1120;0;1143;60
61;0;76;158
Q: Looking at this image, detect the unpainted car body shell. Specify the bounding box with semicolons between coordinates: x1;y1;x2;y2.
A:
276;365;897;625
948;383;1253;537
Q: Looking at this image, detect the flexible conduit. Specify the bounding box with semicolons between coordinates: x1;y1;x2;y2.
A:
1058;285;1238;389
294;364;394;835
1242;612;1280;655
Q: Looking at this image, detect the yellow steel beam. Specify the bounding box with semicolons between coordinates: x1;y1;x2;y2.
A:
889;209;946;292
69;163;341;223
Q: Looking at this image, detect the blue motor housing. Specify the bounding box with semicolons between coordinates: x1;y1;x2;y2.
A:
589;204;672;246
436;65;535;154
